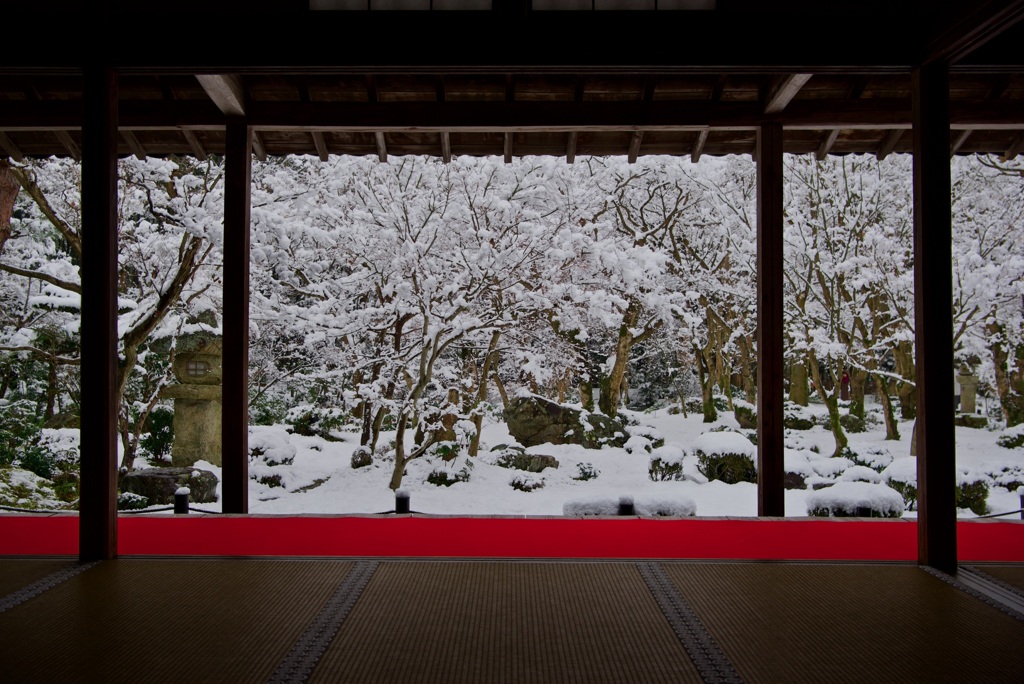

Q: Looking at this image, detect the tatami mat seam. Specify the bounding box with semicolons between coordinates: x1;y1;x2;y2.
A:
0;561;99;614
919;566;1024;623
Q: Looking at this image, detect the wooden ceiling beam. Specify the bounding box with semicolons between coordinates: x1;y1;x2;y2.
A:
815;129;840;161
252;131;267;162
504;132;512;164
181;130;207;161
950;129;972;157
311;131;329;161
566;131;577;164
0;132;24;162
54;130;80;161
628;130;644;163
1003;132;1024;160
691;128;709;163
374;132;387;163
121;130;146;160
764;73;813;115
876;129;904;161
440;131;451;164
923;0;1024;64
195;74;246;116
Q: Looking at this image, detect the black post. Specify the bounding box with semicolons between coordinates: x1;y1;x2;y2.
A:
912;62;957;574
79;66;119;562
395;490;410;514
174;488;190;515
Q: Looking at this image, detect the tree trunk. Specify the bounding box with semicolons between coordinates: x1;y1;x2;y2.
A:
389;411;409;490
876;374;900;440
600;301;639;418
789;359;809;406
893;340;917;419
849;367;868;420
990;322;1024;427
44;362;57;421
469;331;501;457
695;343;717;423
809;351;847;457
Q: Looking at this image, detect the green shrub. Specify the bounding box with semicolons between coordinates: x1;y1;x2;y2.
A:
956;478;989;516
573;462;600;481
649;458;685;482
117;492;149;510
427;460;471;487
510;476;545;492
140;406;174;461
696;450;757;484
839;413;866;433
350;446;372;469
0;400;42;468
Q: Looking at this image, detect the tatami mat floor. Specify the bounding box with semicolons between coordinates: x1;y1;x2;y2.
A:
1;558;1021;684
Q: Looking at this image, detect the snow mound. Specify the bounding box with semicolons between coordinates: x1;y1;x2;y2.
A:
248;425;297;466
562;497;618;516
693;431;755;458
840;465;883;484
649;445;686;468
806;481;905;518
881;457;917;486
562;494;697;517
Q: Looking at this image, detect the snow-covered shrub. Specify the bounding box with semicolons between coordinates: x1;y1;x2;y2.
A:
882;457;918;509
649;446;687;481
0;467;66;510
991;466;1024;492
852;448;894;472
573;462;600;481
693;432;757;484
840;465;884;484
350;446;372;469
426;460;471;487
635;495;697;517
783;402;816;431
733;400;756;429
563;497;619;516
784;449;817;490
248;426;296;466
140;407;174;462
117;491;149;511
286;405;347;441
806;482;905;518
956;471;989;516
997;424;1024;449
839;413;866;433
510;474;545;492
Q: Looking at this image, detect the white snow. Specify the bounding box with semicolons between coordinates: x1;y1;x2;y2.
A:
805;482;906;517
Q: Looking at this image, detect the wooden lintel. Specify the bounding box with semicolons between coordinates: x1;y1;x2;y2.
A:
0;131;24;161
121;130;146;160
1003;132;1024;161
876;129;904;161
440;131;451;164
711;75;726;102
181;130;207;161
691;128;709;163
374;132;387;163
628;130;644;164
566;131;577;164
311;131;329;161
195;74;246;117
54;130;80;161
815;129;841;161
252;131;267;162
764;73;813;114
950;128;972;157
366;75;379;104
436;76;446;103
503;132;512;164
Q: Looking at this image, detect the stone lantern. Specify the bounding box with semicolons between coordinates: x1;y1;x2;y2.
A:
161;329;222;467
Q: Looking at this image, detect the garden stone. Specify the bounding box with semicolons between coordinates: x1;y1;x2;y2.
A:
121;467;218;505
504;395;628;449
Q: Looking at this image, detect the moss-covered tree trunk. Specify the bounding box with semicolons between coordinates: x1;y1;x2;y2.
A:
849;368;868;420
875;374;900;440
599;301;640;418
468;331;501;457
790;359;809;406
893;340;916;420
989;322;1024;427
809;351;848;457
695;343;717;423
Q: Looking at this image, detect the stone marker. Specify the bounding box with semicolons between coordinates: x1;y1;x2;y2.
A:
161;328;222;467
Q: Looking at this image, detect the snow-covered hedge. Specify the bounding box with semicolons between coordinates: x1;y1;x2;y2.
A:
805;482;905;518
562;494;696;517
997;424;1024;450
248;426;296;466
840;465;884;484
648;445;687;481
882;457;990;514
693;431;757;484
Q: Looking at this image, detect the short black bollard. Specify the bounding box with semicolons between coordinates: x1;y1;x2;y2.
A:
395;490;411;514
618;495;635;516
1020;492;1023;521
174;487;190;515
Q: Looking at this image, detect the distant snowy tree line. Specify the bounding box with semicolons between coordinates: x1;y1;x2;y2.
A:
0;152;1021;489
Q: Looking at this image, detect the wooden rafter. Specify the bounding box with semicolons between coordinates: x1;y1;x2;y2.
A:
566;131;577;164
311;131;329;161
195;74;246;116
628;130;644;163
1004;132;1024;160
440;131;451;164
252;131;267;162
0;131;24;161
374;132;387;163
923;0;1024;64
54;130;80;161
876;129;904;161
950;129;972;157
816;129;840;161
121;130;146;160
691;128;709;163
764;73;813;114
181;130;207;161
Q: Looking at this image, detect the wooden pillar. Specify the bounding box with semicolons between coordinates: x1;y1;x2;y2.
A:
912;63;957;573
222;119;251;514
756;122;785;517
79;67;119;562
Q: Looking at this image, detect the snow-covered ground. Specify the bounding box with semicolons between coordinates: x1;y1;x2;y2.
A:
164;398;1024;520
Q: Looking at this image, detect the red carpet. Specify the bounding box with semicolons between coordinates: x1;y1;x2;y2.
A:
1;515;1021;561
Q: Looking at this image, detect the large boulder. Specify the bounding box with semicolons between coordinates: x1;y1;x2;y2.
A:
120;467;218;505
504;395;629;449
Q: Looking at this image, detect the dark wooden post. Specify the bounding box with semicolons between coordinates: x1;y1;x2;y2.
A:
756;122;785;517
912;63;957;573
79;67;119;562
222;119;251;514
